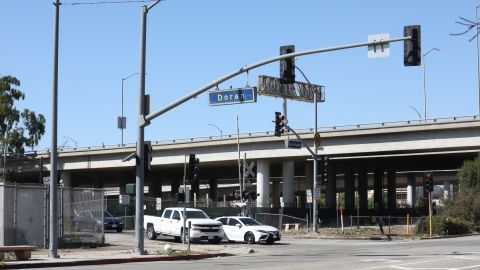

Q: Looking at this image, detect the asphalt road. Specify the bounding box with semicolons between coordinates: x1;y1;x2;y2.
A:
37;233;480;270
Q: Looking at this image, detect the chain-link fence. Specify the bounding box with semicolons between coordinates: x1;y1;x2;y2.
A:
322;215;423;236
60;187;104;247
0;183;104;248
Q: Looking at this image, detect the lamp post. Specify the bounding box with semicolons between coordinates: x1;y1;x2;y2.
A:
120;72;139;146
208;123;223;138
423;48;440;121
409;106;422;121
476;5;480;116
135;0;162;255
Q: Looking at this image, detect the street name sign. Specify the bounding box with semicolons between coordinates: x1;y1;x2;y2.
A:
257;75;325;103
208;87;257;106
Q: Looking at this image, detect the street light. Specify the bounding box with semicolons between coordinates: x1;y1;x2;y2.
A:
208;123;223;138
423;48;440;121
409;106;422;121
119;72;139;146
477;5;480;116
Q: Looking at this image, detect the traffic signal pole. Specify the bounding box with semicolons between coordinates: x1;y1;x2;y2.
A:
134;32;414;253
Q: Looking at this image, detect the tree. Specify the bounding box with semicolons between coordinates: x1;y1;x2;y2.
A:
457;156;480;192
0;75;46;181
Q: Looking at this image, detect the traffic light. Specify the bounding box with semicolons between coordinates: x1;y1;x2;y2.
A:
188;154;196;181
144;141;152;171
404;25;421;66
274;112;286;137
424;173;433;192
319;156;329;183
193;158;200;184
280;45;295;84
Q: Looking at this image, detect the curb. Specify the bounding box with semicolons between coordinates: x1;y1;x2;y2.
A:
0;253;232;269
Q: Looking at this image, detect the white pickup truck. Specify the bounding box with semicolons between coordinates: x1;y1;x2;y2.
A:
144;207;224;244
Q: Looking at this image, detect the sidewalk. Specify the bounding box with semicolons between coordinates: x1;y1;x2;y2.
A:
0;232;254;269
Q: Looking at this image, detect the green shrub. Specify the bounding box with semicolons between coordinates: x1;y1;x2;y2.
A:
414;215;475;236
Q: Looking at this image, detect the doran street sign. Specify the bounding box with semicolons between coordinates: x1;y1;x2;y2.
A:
257;75;325;103
208;87;257;106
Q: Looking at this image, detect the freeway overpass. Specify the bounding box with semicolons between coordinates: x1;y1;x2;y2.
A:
8;115;480;214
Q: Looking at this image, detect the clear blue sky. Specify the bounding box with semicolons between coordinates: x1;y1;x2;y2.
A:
1;0;479;150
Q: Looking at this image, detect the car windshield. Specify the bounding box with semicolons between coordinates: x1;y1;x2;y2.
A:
239;217;262;226
185;210;209;219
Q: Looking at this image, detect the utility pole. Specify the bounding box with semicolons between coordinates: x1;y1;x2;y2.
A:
49;0;60;259
134;0;161;255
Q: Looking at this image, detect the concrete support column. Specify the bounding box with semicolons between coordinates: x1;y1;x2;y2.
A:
282;161;295;208
406;173;415;207
209;179;218;202
344;167;355;212
387;171;396;212
443;180;451;200
358;169;368;213
373;169;383;213
271;181;281;208
305;162;313;190
256;160;270;208
326;163;337;209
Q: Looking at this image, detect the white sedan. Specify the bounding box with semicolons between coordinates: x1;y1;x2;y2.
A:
215;216;281;244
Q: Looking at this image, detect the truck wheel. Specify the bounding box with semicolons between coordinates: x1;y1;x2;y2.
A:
147;225;157;240
174;236;181;242
244;232;255;244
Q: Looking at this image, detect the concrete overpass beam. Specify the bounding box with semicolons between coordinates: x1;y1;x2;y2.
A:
256;160;270;208
282;161;295;208
387;171;396;212
407;173;416;207
326;163;337;210
344;167;355;212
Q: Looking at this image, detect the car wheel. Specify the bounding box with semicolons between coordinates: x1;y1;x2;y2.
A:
116;229;123;233
174;236;181;242
244;232;255;244
147;225;157;240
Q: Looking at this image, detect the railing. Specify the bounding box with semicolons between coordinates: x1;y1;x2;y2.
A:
26;115;480;155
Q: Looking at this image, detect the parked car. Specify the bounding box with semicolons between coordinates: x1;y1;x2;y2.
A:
73;210;124;233
215;216;280;244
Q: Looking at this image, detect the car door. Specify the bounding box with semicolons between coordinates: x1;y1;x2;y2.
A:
227;217;244;241
170;210;182;235
160;209;172;234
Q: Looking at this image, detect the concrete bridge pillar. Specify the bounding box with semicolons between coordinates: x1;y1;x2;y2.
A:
326;163;337;209
407;173;416;207
282;161;295;208
443;180;452;200
373;169;383;212
256;160;270;208
344;167;355;212
358;168;368;213
387;171;396;212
